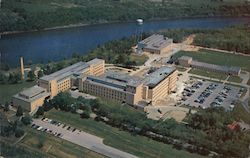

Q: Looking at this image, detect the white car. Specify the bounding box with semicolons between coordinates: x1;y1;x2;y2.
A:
37;126;43;131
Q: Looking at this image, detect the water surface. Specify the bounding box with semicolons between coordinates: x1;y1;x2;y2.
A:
1;17;249;67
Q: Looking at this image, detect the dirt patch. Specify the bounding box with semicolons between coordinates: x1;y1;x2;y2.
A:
145;105;193;122
183;45;200;52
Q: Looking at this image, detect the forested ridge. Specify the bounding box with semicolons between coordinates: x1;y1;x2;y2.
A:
1;0;250;33
160;25;250;54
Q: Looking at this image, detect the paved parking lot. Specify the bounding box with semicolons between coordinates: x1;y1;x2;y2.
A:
182;80;242;110
32;119;138;158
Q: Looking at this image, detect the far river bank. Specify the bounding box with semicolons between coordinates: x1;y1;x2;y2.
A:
1;15;249;35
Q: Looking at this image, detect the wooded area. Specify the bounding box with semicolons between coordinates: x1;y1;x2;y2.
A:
1;0;250;32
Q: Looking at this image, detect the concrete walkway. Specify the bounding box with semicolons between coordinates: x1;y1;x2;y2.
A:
33;119;138;158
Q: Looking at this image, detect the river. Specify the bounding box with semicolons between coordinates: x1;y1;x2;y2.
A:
0;17;249;67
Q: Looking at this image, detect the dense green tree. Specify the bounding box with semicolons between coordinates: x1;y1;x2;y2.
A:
43;100;54;111
1;0;250;33
27;70;36;81
37;70;44;78
4;102;9;112
16;106;23;117
8;72;21;84
36;106;44;116
80;111;90;119
51;92;74;111
14;128;24;138
21;115;32;125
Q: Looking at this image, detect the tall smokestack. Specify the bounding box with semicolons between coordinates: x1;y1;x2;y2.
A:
20;57;24;80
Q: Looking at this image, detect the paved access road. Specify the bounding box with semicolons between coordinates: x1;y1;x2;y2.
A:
33;119;138;158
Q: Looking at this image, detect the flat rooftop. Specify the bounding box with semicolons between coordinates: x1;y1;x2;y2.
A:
139;34;172;50
144;66;176;88
86;73;143;91
191;61;241;73
19;86;46;97
87;58;104;65
40;58;103;82
14;86;50;102
105;72;142;87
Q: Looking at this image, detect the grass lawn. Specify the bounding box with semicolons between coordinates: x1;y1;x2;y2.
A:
189;68;228;80
0;139;46;158
20;128;105;158
227;76;243;83
44;109;204;158
176;66;187;72
232;104;250;124
0;81;36;104
130;54;148;66
173;49;250;72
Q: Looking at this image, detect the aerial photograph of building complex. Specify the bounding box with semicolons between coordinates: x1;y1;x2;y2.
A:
0;0;250;158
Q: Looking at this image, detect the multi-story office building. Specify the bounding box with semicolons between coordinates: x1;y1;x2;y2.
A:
38;58;105;98
12;58;177;112
81;73;144;105
13;58;104;112
82;66;177;106
144;67;177;105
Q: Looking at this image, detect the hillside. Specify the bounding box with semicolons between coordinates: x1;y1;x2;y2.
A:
1;0;250;33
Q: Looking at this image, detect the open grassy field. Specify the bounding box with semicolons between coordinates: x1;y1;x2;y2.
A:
45;109;205;158
130;54;148;66
176;66;187;72
20;128;105;158
173;49;250;72
0;81;36;104
232;104;250;124
0;139;46;158
227;76;243;83
189;68;228;80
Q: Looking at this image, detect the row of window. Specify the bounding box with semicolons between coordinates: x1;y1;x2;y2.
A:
84;84;125;101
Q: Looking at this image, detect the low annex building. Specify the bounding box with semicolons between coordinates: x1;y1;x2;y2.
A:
12;86;50;112
178;56;241;76
137;34;173;54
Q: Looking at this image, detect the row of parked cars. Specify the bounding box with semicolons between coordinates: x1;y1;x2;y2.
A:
181;81;203;102
210;86;231;108
42;117;78;133
195;83;218;104
31;123;63;137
